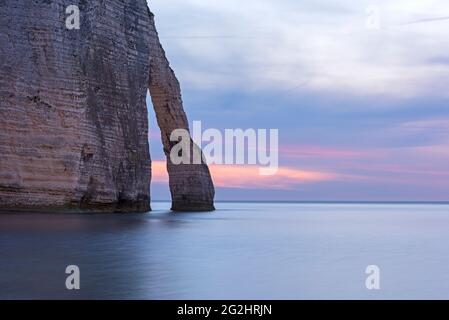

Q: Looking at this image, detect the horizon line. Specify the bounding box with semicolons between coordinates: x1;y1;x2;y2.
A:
151;200;449;204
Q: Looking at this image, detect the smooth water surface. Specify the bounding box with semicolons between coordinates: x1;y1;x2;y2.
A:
1;202;449;299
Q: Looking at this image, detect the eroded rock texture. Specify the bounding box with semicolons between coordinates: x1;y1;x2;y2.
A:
0;0;214;212
148;13;215;211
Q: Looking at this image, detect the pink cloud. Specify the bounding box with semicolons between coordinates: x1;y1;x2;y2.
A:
151;160;339;190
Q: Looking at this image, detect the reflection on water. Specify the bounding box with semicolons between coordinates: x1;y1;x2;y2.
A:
1;202;449;299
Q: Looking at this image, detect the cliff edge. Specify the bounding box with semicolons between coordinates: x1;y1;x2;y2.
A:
0;0;215;212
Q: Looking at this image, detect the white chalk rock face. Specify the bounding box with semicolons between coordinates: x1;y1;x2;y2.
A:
0;0;214;212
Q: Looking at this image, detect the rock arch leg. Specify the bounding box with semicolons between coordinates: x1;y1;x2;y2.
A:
147;13;215;211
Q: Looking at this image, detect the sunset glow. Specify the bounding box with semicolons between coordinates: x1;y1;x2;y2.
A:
151;160;338;190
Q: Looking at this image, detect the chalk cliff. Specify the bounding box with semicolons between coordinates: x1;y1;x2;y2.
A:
147;14;215;211
0;0;215;212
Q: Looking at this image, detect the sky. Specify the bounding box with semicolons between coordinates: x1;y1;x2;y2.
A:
146;0;449;201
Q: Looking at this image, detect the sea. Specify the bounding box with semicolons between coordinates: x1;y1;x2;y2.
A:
1;201;449;300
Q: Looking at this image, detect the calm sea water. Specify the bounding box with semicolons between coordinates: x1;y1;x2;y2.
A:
1;202;449;300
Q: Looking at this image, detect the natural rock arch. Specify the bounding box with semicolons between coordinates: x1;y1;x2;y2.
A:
0;0;214;212
147;12;215;211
